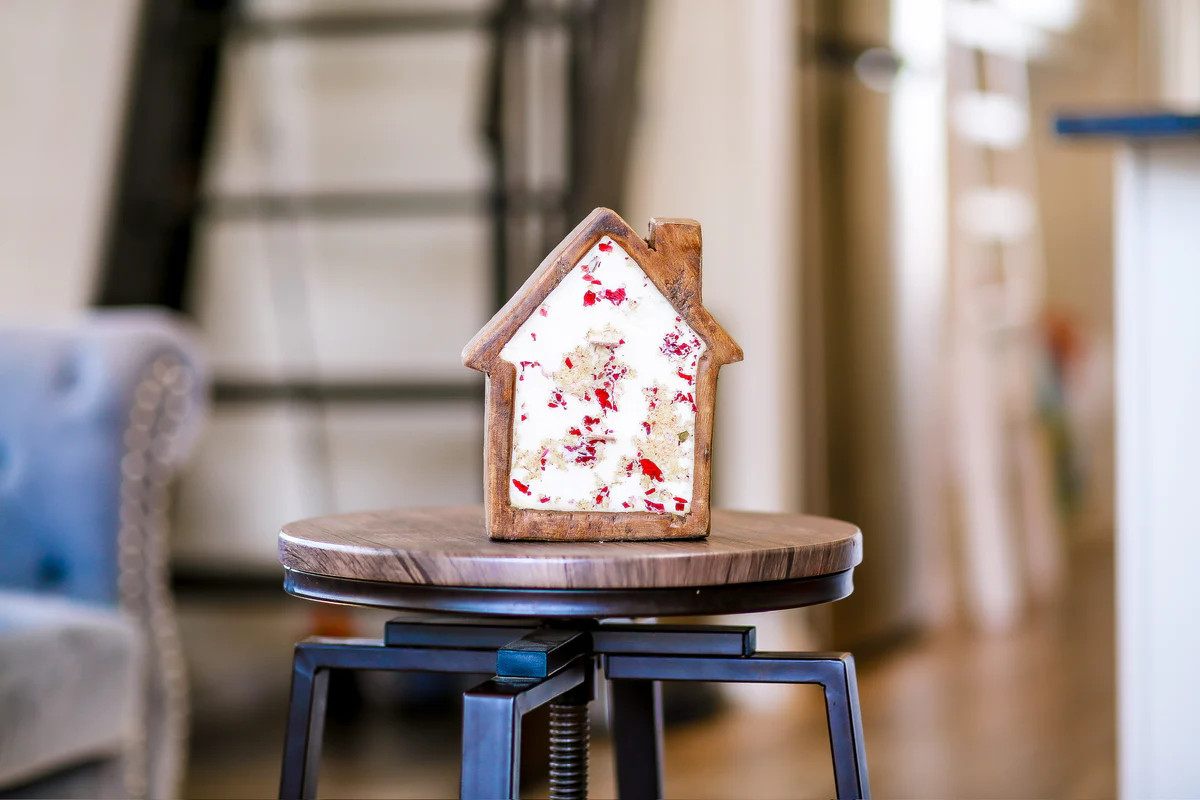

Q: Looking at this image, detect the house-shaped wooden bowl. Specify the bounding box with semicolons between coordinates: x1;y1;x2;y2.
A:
463;208;742;541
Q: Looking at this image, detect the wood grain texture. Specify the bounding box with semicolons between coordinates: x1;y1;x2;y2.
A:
277;506;862;589
462;208;743;541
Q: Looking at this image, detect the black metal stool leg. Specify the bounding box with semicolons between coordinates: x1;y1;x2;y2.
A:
609;680;664;800
280;647;329;800
604;652;870;800
279;637;496;799
821;655;869;800
461;680;524;800
461;665;589;800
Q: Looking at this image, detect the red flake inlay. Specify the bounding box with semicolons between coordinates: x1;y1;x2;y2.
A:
539;308;548;317
520;414;527;421
677;369;694;384
661;328;700;359
645;499;665;513
568;427;581;436
642;421;651;434
583;290;597;306
574;442;599;465
512;479;531;495
599;241;613;252
540;496;550;503
595;388;614;412
518;360;540;384
639;458;664;482
673;391;697;412
602;288;626;305
565;357;573;368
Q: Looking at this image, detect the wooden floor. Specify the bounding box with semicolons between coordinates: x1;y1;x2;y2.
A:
185;540;1113;799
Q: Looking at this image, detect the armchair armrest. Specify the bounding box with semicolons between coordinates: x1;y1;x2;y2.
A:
0;309;206;601
0;308;207;798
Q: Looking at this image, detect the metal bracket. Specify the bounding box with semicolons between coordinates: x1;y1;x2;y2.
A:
496;628;590;678
384;617;757;657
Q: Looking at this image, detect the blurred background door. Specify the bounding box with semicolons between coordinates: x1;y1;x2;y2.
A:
801;0;946;649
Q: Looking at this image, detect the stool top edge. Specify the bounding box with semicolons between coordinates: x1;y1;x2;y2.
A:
277;506;863;590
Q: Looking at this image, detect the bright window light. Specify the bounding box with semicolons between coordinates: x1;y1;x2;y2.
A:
946;0;1050;59
956;186;1036;243
995;0;1081;32
952;91;1030;149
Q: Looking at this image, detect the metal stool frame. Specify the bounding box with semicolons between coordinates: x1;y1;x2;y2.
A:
279;572;870;800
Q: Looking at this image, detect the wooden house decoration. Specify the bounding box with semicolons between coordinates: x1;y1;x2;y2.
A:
463;208;742;541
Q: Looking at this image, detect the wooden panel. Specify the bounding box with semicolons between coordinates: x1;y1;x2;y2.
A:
277;506;861;589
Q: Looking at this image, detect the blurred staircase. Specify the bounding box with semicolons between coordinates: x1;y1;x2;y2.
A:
94;0;645;588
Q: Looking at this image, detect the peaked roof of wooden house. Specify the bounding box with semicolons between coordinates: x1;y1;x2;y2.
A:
462;207;742;373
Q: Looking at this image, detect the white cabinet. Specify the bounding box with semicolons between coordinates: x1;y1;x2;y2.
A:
1061;114;1200;799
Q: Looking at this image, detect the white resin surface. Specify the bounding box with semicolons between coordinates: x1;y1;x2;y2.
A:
499;238;705;514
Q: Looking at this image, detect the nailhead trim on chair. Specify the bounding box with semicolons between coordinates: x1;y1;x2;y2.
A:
117;354;195;799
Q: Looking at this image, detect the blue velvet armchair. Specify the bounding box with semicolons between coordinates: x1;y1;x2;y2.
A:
0;310;206;798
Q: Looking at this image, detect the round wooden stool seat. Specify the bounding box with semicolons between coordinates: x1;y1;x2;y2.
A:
279;506;862;618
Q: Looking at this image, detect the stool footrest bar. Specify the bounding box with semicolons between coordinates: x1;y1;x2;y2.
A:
603;651;853;683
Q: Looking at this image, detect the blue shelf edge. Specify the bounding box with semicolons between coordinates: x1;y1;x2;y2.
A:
1056;112;1200;139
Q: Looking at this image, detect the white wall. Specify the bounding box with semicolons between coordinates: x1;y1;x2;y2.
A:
624;0;803;513
0;0;138;320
